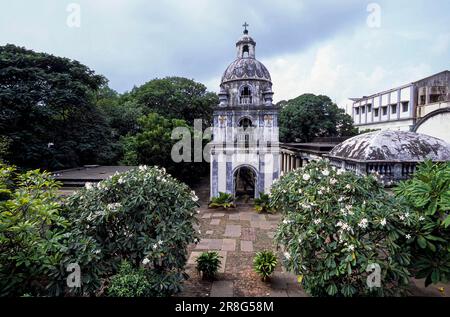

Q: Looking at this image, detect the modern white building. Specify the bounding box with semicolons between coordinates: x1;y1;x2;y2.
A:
349;71;450;140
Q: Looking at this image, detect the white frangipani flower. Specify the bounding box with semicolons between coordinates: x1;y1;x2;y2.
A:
405;234;411;240
85;182;93;190
158;240;163;245
358;218;368;229
142;258;150;265
152;244;158;249
419;216;425;221
322;169;330;176
330;178;337;185
303;174;311;181
347;244;355;251
380;218;387;226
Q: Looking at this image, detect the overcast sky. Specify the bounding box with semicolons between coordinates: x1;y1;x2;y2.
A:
1;0;449;109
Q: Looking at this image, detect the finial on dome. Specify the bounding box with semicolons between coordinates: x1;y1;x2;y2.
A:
242;22;249;34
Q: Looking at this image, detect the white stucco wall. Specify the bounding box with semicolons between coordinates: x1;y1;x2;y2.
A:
416;112;450;143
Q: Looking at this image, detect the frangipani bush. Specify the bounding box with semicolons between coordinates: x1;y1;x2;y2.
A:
61;165;200;296
394;160;450;286
0;164;67;296
270;160;413;297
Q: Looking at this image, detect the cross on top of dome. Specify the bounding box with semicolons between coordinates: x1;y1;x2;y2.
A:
242;22;249;34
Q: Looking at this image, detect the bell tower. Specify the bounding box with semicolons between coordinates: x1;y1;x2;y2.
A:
210;24;280;200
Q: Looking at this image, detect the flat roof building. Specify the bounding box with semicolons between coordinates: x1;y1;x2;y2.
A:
349;71;450;140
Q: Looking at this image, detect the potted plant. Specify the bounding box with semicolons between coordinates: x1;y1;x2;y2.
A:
208;192;235;209
253;250;278;281
254;192;274;213
196;251;222;280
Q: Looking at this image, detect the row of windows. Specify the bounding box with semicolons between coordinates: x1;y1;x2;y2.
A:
355;102;409;117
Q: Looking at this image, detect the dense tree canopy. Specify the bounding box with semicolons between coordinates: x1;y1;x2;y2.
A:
121;113;208;184
121;77;217;127
279;94;356;143
0;44;116;170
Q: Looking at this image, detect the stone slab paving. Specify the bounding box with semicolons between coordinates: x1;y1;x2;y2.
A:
224;224;241;237
210;218;221;225
210;281;234;297
240;240;253;252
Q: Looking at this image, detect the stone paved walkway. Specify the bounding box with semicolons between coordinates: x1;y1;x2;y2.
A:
178;178;306;297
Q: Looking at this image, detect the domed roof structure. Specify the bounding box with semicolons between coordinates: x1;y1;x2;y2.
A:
221;58;272;84
328;130;450;162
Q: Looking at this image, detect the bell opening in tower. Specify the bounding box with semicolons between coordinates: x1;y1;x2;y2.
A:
242;45;249;58
240;86;252;104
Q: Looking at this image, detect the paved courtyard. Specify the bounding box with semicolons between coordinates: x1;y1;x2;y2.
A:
178;178;306;297
178;177;450;297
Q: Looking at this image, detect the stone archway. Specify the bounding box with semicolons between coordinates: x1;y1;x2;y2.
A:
232;165;258;201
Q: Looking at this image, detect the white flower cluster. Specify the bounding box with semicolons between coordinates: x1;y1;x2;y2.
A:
283;219;293;225
152;239;164;250
340;204;354;216
303;173;311;181
313;218;322;225
191;190;199;202
107;202;122;211
358;218;368;229
336;221;352;232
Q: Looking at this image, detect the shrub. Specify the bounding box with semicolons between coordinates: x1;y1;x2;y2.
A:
209;192;235;209
196;251;222;280
254;193;274;213
107;261;151;297
270;160;413;297
394;160;450;286
61;165;200;296
0;164;67;296
253;251;277;281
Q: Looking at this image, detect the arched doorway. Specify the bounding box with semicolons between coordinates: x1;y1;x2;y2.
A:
233;165;257;202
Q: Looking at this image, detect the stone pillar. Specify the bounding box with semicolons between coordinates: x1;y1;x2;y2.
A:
295;157;301;169
284;154;288;172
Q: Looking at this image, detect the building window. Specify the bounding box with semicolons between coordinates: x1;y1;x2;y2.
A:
420;95;426;105
382;106;387;116
402;102;409;112
361;106;365;114
355;108;360;115
367;104;372;112
374;108;379;117
391;104;397;114
240;86;252;104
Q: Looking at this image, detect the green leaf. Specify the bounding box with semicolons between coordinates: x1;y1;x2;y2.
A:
417;236;427;249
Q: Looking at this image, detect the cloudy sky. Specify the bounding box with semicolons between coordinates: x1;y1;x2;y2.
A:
1;0;449;110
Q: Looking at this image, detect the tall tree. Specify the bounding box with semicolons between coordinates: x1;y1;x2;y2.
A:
121;112;207;184
121;77;217;127
0;44;115;170
279;93;357;143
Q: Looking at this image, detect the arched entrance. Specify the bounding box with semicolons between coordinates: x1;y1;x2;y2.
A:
233;165;258;201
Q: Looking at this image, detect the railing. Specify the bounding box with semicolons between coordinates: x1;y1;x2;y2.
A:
240;97;252;104
366;163;394;176
401;163;416;176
